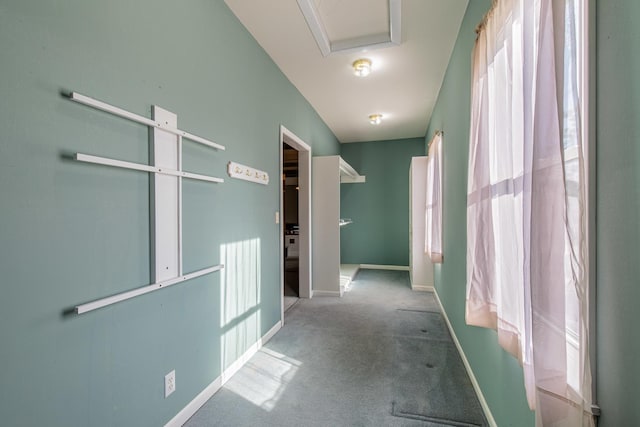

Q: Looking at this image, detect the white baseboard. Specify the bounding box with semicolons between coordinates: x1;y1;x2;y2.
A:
220;321;281;384
359;264;410;271
339;264;360;280
164;376;222;427
411;284;434;292
164;320;282;427
432;289;497;427
311;289;342;297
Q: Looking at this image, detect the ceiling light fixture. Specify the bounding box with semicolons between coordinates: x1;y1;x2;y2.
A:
352;59;372;77
369;114;383;125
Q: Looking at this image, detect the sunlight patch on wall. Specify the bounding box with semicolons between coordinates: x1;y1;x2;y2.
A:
220;238;262;371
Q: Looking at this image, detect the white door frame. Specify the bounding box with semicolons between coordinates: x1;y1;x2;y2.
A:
280;125;312;324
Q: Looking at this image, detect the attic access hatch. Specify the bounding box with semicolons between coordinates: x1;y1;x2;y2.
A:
297;0;401;56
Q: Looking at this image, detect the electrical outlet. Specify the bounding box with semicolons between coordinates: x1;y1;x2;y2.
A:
165;370;176;398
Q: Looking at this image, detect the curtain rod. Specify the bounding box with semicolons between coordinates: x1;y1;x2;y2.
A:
476;0;499;36
428;130;443;149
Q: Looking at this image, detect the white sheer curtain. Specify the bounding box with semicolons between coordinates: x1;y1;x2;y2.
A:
465;0;592;425
425;132;443;263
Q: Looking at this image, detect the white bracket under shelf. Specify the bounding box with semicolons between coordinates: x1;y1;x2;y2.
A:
339;157;365;183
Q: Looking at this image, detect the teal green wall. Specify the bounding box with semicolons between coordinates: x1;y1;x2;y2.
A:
339;138;425;266
4;0;635;425
0;1;339;426
425;1;535;426
596;1;640;425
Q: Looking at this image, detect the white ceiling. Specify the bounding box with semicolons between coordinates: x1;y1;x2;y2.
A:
224;0;469;143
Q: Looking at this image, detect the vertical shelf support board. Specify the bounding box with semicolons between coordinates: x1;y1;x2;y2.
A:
151;106;181;282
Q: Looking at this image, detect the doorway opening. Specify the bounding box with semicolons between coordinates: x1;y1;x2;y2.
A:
283;143;299;309
279;126;311;323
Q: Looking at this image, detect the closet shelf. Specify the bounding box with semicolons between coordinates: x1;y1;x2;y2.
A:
339;157;365;183
339;218;353;227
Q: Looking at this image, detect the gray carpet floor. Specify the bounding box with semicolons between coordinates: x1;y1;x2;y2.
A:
185;269;488;427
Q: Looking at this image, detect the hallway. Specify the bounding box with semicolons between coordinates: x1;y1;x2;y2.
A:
185;270;487;426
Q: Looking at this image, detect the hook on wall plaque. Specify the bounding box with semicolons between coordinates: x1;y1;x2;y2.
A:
227;161;269;185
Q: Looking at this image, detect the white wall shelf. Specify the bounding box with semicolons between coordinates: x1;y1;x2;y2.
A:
67;91;225;314
74;153;224;184
75;265;224;314
69;92;225;151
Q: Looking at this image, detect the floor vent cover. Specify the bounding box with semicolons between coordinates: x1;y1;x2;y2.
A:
391;402;483;427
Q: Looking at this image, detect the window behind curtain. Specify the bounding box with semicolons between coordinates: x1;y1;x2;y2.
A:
425;132;443;264
465;0;592;424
